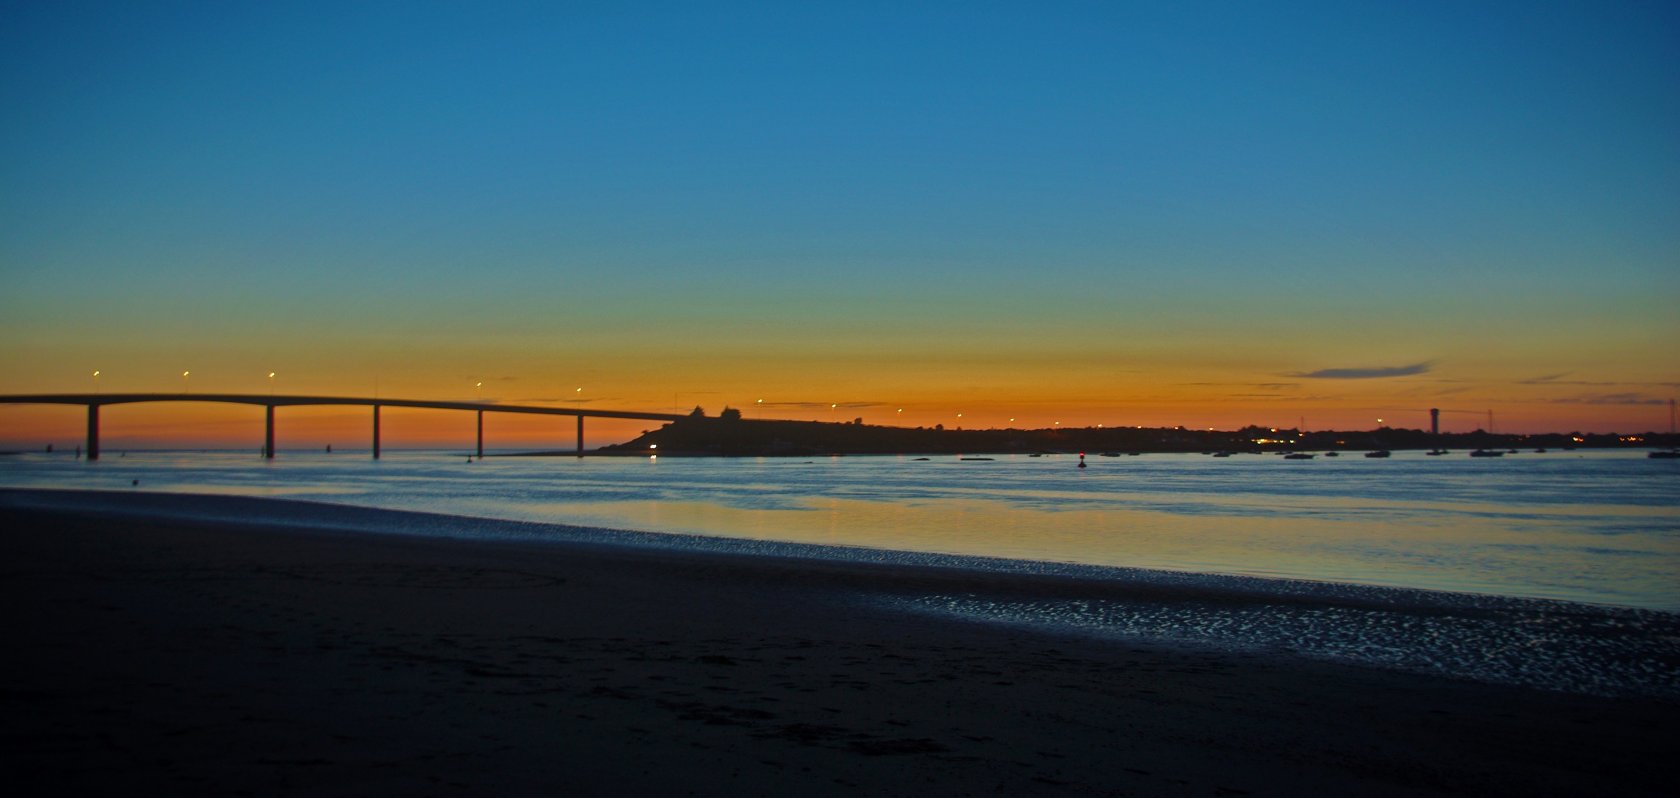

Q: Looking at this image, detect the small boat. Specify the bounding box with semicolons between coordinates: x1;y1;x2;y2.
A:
960;457;995;461
1533;448;1547;453
1469;449;1504;458
1364;450;1391;458
1426;449;1448;456
1323;451;1340;457
1283;452;1315;460
1212;451;1233;458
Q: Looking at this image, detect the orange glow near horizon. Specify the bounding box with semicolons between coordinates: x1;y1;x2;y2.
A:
2;381;1674;452
3;283;1675;445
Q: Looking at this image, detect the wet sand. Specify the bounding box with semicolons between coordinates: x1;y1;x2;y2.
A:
2;490;1675;796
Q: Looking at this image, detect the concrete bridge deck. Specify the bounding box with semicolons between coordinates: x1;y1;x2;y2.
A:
0;393;689;460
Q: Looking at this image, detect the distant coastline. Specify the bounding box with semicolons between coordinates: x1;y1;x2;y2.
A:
517;410;1680;457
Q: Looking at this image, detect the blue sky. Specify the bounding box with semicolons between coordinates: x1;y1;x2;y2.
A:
3;1;1677;436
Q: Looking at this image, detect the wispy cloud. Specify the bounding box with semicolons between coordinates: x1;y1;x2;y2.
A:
1181;382;1302;391
1293;362;1433;380
1227;393;1311;401
506;396;620;405
760;401;883;410
1520;374;1680;388
1553;393;1667;406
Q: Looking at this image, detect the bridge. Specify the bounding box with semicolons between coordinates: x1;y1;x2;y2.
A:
0;393;690;460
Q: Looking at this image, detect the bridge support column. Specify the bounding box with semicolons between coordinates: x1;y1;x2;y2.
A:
476;410;483;459
372;404;381;460
86;404;100;461
265;405;275;459
576;415;584;458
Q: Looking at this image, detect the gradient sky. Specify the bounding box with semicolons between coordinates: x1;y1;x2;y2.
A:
3;0;1677;448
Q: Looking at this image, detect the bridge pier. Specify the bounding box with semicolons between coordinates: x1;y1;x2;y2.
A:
477;410;484;459
577;415;584;457
265;405;275;459
372;404;381;460
86;404;99;461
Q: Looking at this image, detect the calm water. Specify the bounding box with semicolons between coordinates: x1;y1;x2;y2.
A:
3;448;1676;611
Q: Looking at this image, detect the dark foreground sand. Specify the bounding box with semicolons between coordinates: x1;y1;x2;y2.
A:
2;491;1675;796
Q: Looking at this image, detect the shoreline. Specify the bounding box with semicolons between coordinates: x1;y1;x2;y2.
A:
2;489;1676;795
5;486;1671;613
5;487;1680;702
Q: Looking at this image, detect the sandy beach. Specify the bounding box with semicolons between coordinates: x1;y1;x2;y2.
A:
2;489;1675;796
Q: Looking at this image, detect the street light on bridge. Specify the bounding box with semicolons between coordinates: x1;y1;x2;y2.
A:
92;370;100;394
182;371;190;394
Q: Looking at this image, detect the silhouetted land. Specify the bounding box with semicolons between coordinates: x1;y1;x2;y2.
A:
557;408;1680;457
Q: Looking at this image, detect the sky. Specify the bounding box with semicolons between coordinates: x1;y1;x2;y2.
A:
2;0;1677;448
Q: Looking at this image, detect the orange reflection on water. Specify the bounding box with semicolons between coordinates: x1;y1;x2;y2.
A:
533;487;1678;608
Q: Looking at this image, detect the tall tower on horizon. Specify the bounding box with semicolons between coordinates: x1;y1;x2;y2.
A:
1431;408;1440;436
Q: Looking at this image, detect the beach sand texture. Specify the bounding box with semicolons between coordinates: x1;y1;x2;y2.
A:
2;490;1675;796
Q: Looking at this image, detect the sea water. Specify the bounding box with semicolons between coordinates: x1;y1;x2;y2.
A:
2;448;1674;611
4;448;1677;698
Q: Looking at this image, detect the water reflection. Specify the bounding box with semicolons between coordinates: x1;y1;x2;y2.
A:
2;450;1676;610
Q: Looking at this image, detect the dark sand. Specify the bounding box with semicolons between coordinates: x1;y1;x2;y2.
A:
2;490;1674;796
